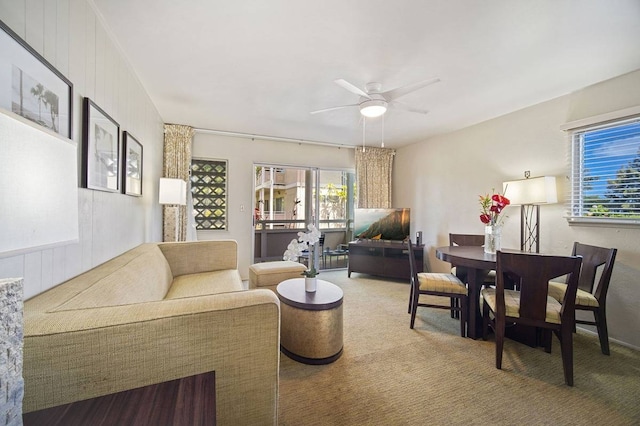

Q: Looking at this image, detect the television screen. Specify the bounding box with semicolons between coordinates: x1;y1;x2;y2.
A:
354;208;410;241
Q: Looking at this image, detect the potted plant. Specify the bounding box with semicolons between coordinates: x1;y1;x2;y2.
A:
283;224;321;291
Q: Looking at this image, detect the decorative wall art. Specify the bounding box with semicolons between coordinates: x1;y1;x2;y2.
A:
122;131;143;196
0;19;72;138
82;97;121;192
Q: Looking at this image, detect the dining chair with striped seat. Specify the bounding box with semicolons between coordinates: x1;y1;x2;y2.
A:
448;233;496;318
482;251;582;386
547;242;617;355
407;240;468;337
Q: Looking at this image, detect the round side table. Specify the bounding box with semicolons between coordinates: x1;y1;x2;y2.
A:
276;278;344;364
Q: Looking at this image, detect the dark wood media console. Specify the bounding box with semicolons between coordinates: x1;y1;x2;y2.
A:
348;240;423;280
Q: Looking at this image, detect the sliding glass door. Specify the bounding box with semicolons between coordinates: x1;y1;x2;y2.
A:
253;164;355;269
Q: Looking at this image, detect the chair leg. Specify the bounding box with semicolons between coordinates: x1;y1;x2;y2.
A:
482;303;489;341
408;284;414;314
495;316;505;370
459;296;467;338
450;298;460;319
594;309;610;355
559;327;574;386
542;329;552;353
410;289;419;329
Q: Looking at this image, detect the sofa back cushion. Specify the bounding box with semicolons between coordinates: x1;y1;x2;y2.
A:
159;240;238;277
51;244;173;311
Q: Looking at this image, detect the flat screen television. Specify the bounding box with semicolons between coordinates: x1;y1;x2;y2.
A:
354;208;410;241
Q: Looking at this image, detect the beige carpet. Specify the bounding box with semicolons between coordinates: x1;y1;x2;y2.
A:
277;270;640;425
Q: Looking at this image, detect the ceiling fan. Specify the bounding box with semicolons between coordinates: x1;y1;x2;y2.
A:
310;77;440;118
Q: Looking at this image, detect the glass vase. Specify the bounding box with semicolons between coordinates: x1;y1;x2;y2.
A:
484;225;502;254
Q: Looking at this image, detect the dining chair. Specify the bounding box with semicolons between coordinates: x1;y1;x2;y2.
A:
547;242;617;355
407;240;468;337
448;233;496;318
449;233;497;284
449;233;486;247
481;251;582;386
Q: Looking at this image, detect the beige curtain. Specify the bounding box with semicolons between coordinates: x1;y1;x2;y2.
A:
355;147;395;208
163;124;194;241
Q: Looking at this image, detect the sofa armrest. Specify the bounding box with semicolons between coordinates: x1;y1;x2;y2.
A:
24;289;280;425
158;240;239;277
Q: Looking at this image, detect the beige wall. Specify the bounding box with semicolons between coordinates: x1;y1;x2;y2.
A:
395;69;640;349
0;0;164;299
193;133;354;279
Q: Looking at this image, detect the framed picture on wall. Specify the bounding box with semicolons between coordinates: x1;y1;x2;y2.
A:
0;19;73;138
122;131;143;196
82;97;121;192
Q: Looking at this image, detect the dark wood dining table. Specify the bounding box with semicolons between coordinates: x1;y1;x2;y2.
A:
436;245;541;346
435;245;496;339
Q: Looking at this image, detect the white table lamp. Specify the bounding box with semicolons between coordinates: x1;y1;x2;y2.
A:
159;178;187;242
503;173;557;253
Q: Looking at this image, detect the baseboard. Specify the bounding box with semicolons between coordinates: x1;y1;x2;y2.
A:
577;326;640;352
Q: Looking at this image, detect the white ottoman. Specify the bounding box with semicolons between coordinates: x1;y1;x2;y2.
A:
249;261;307;289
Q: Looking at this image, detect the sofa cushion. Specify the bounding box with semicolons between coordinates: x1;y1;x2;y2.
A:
159;240;238;277
51;245;173;311
165;269;244;299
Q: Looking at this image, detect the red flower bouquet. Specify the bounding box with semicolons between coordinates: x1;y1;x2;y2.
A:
479;191;510;226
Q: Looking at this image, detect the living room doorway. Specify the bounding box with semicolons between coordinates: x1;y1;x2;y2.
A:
252;164;355;269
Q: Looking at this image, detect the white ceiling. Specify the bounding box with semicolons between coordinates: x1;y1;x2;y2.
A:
92;0;640;149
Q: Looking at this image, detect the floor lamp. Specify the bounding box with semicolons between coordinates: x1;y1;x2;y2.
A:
503;173;557;253
159;178;187;242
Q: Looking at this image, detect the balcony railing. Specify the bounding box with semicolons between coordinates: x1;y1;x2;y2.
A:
254;218;348;230
254;219;352;269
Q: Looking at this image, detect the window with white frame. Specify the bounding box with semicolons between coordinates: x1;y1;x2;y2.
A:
570;116;640;222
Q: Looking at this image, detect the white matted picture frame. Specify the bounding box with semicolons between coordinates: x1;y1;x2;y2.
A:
82;97;121;192
122;131;143;196
0;19;73;138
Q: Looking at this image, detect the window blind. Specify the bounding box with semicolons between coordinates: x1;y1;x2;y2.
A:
569;116;640;222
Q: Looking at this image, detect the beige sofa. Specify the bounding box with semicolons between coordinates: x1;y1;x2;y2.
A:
23;240;280;425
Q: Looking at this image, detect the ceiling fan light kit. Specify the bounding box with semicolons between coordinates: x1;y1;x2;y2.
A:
359;99;388;118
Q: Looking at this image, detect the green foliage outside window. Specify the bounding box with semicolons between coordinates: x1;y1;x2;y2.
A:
572;118;640;220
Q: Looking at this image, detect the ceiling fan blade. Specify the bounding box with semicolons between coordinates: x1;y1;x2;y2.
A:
334;79;371;99
310;104;359;115
382;77;440;101
389;101;429;115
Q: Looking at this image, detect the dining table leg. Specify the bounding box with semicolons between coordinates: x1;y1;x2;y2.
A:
466;268;486;339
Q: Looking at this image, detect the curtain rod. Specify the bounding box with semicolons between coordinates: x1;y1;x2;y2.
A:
192;127;353;149
193;127;396;154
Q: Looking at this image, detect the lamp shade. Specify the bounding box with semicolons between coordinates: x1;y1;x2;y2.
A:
159;178;187;205
502;176;558;206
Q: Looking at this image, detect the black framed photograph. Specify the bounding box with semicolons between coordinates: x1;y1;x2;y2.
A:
82;97;121;192
0;19;72;138
122;131;143;196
